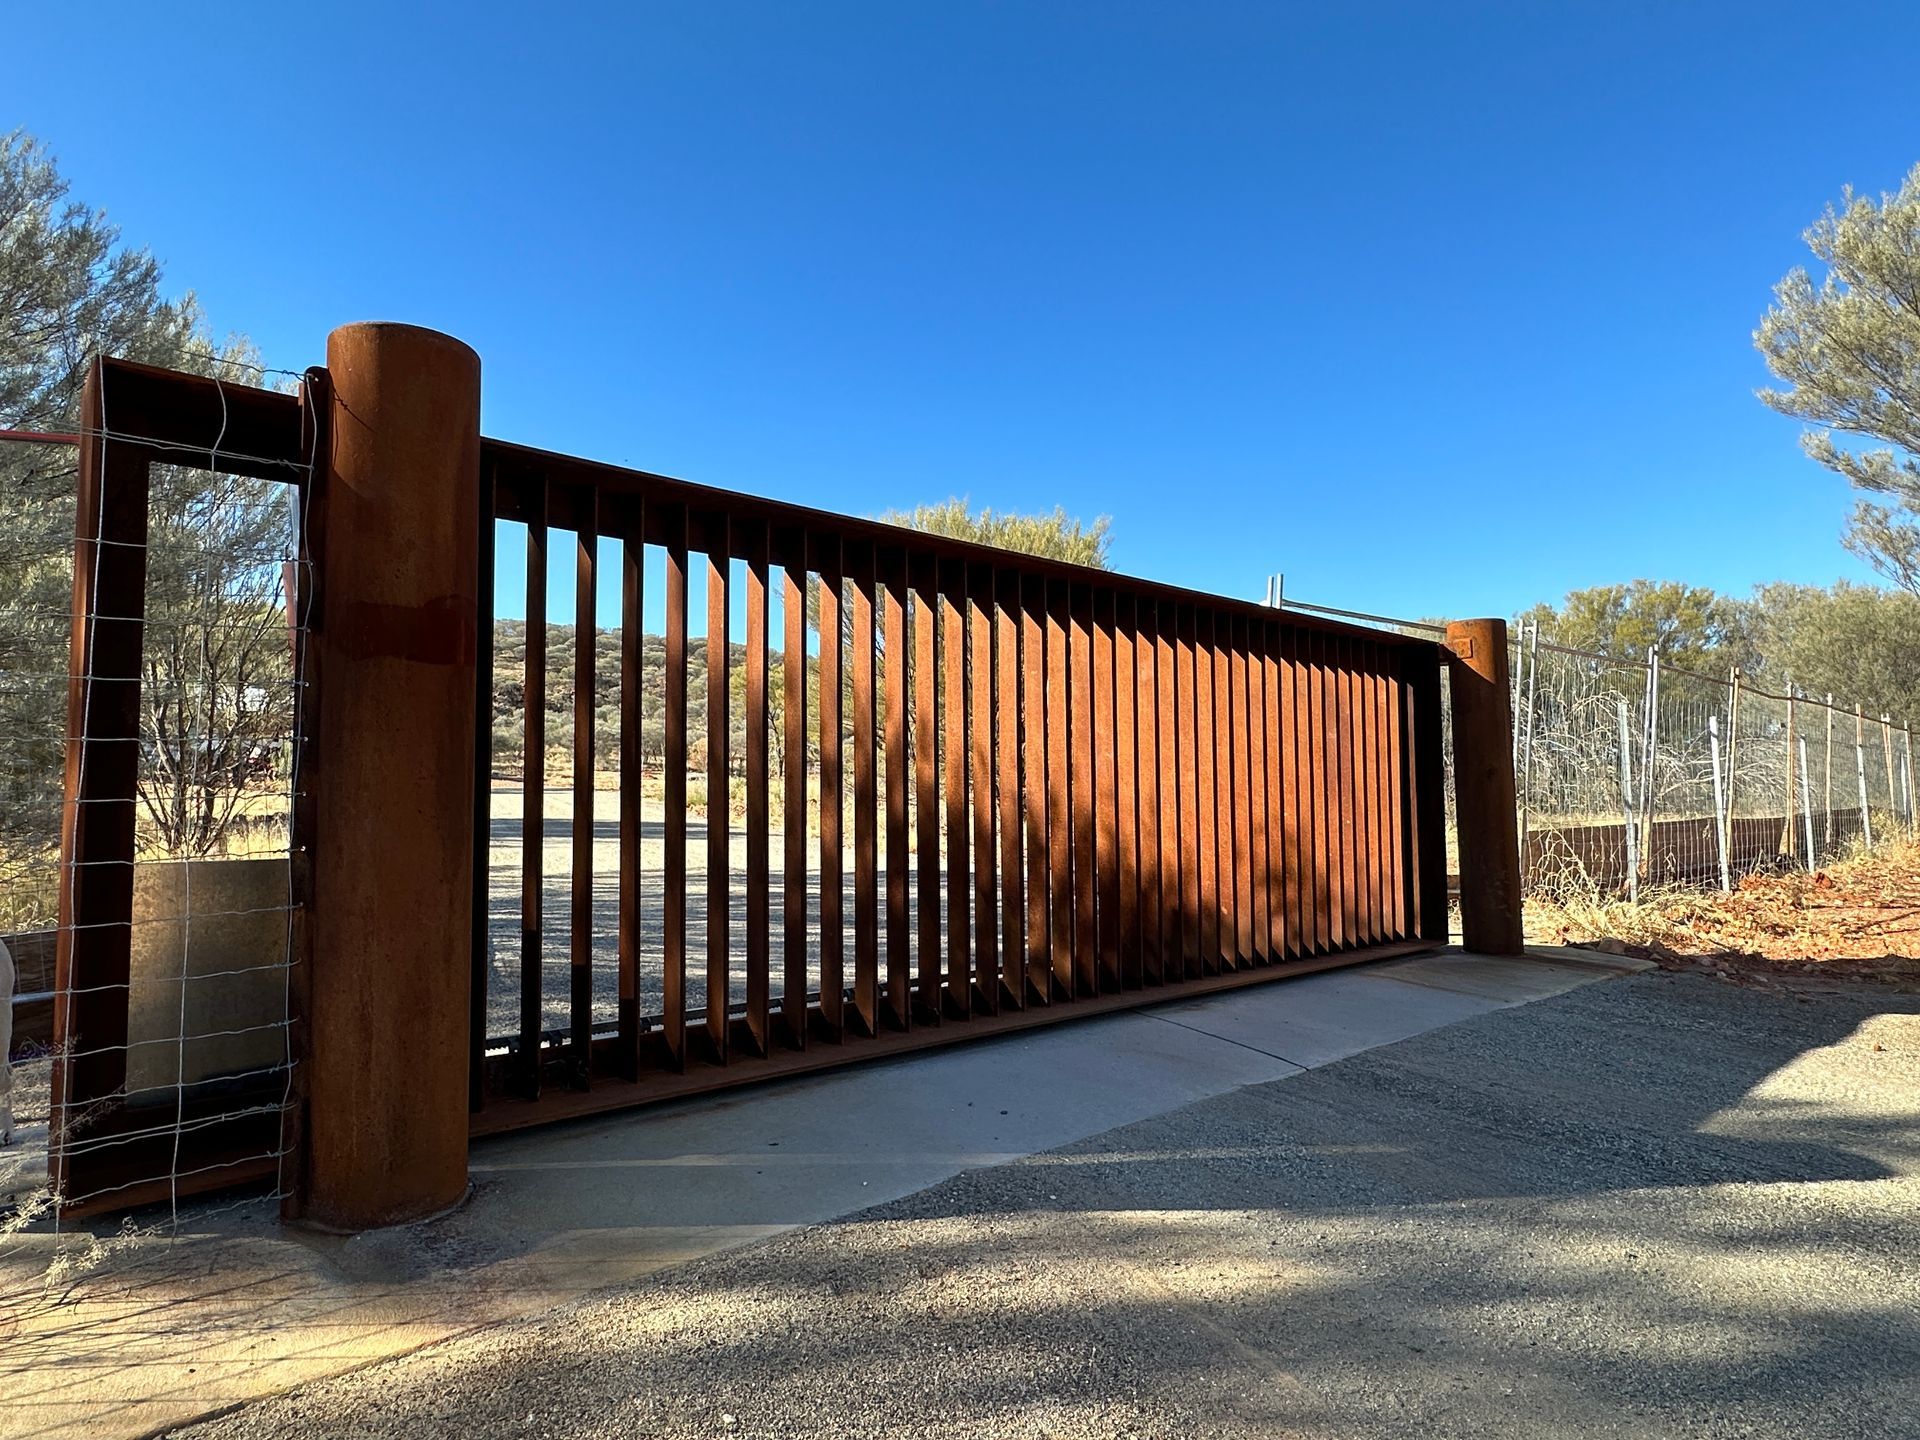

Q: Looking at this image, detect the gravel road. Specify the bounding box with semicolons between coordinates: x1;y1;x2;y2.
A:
180;970;1920;1440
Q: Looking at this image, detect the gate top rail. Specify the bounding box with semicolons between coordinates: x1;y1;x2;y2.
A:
481;436;1437;651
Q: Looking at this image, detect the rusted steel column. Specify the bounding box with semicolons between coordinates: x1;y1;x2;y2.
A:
1445;619;1524;955
299;323;482;1230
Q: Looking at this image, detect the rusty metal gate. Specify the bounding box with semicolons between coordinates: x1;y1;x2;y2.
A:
44;333;1467;1223
469;441;1451;1134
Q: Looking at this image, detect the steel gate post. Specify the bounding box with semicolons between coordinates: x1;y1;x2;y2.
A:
294;323;482;1230
1445;619;1524;955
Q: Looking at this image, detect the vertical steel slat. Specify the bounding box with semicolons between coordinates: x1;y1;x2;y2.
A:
569;493;597;1087
1175;604;1200;980
1329;636;1352;949
473;476;498;1109
1023;577;1051;1002
943;566;970;1018
705;528;731;1063
744;522;771;1057
1348;644;1367;944
1308;629;1331;955
1215;627;1239;969
1372;650;1395;941
1152;605;1176;983
1092;588;1120;992
887;551;915;1029
972;564;998;1013
1280;625;1302;959
1384;654;1407;939
617;507;644;1080
1194;610;1219;974
850;552;879;1035
1350;648;1370;944
817;550;846;1040
1248;623;1270;962
782;542;808;1048
1230;624;1254;965
1263;624;1285;960
912;557;939;1019
1114;596;1140;988
1045;581;1073;999
1410;644;1450;943
1070;584;1098;996
1364;651;1384;944
1137;602;1165;985
662;506;689;1069
519;477;548;1096
996;570;1024;1009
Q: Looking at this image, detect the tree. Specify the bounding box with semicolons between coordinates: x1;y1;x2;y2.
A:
872;498;1113;569
1519;580;1755;670
1748;580;1920;723
1756;164;1920;592
1;129;276;873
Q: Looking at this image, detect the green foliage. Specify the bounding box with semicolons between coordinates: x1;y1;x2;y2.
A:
1;129;283;863
873;497;1113;569
1748;580;1920;724
1756;164;1920;591
1520;581;1756;671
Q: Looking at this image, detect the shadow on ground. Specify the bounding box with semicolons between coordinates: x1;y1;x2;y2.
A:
173;971;1920;1440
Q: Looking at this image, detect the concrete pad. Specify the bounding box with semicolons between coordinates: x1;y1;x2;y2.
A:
3;946;1634;1440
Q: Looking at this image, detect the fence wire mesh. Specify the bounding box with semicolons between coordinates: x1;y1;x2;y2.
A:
2;362;314;1233
1511;622;1915;905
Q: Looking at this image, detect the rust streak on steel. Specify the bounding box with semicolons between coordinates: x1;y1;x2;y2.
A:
1022;576;1050;1004
1045;581;1073;999
1070;584;1098;997
973;563;999;1013
1114;596;1140;988
888;549;915;1030
995;569;1024;1011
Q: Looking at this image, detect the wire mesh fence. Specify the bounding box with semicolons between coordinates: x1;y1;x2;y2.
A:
1509;621;1915;904
1278;598;1920;921
2;359;317;1230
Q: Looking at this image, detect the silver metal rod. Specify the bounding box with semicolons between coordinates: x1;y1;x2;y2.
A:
1708;714;1731;892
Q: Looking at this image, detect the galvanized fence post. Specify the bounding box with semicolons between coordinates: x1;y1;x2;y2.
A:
1615;696;1638;902
1708;714;1731;892
1824;695;1836;852
1855;706;1874;852
1797;735;1816;869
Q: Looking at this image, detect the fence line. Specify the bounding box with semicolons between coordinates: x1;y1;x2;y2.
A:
1277;598;1919;906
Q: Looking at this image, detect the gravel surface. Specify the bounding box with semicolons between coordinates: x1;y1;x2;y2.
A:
180;970;1920;1440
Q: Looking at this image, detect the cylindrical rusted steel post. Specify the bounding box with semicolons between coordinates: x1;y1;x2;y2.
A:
299;323;481;1230
1446;618;1524;956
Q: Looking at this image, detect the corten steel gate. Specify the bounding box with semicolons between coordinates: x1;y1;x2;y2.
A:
48;328;1506;1226
469;441;1452;1133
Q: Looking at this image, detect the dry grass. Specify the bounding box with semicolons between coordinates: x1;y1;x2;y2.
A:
1528;839;1920;991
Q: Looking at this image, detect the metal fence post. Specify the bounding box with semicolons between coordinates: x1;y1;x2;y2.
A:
295;322;482;1230
1905;723;1916;835
1445;619;1524;955
1708;714;1731;892
1855;706;1874;852
1797;735;1816;869
1638;648;1659;877
1615;697;1638;902
1824;695;1835;850
1881;715;1899;822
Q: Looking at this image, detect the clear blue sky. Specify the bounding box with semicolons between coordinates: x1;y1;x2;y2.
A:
14;1;1920;627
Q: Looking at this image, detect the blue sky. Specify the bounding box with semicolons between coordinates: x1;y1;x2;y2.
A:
13;1;1920;627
